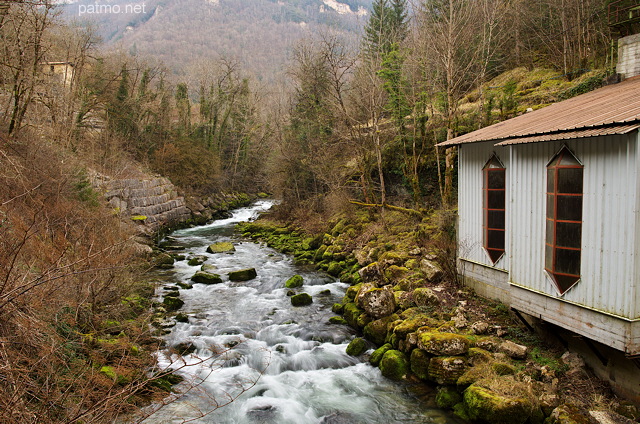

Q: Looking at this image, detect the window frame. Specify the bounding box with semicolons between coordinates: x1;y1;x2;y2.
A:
544;146;583;295
482;154;506;264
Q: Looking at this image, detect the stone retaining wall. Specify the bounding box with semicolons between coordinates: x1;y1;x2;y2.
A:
94;175;191;231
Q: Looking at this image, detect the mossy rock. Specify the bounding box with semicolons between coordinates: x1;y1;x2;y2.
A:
463;384;531;424
163;296;184;312
384;265;410;282
329;316;348;325
428;356;468;385
436;386;463;409
379;350;409;380
206;242;235;254
410;348;431;380
327;262;344;277
345;283;363;302
370;343;393;367
457;365;490;387
492;362;517;376
313;245;327;262
285;274;304;288
346;337;367;356
187;256;207;266
291;293;313;306
453;402;471;421
545;404;592;424
413;287;440;307
175;313;189;323
393;290;417;309
173;342;197;355
228;268;257;281
468;347;494;364
331;303;344;314
356;312;373;329
418;332;471;356
191;271;222;285
364;315;397;346
154;253;175;268
176;281;193;290
393;313;436;339
201;263;217;272
342;302;363;328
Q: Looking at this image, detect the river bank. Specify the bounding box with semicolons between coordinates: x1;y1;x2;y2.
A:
236;205;640;424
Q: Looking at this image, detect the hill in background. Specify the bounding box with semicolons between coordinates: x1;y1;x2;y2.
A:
59;0;372;83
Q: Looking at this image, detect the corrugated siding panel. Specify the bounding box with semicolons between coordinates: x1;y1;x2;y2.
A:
458;142;509;271
509;134;638;318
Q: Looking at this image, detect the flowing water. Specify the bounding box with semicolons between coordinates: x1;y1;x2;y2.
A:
142;200;461;424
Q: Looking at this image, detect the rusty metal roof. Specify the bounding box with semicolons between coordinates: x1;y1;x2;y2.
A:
437;76;640;147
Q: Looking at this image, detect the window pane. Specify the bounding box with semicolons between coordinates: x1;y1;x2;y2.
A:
487;229;505;250
556;222;581;248
557;168;583;194
547;168;555;193
545;243;553;270
487;249;503;262
546;194;555;218
558;151;581;166
555;248;581;275
556;195;582;221
487;190;505;209
546;219;554;242
488;210;505;229
552;273;580;294
487;169;505;189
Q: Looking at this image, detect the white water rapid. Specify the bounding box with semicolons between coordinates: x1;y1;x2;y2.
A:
141;200;461;424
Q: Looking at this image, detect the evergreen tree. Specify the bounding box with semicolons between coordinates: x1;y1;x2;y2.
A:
363;0;408;58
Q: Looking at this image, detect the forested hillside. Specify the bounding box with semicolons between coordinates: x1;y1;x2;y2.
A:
0;0;622;421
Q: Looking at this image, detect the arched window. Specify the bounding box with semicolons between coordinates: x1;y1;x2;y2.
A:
483;155;505;263
545;147;583;294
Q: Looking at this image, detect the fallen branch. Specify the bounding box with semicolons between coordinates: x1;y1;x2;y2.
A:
348;200;423;218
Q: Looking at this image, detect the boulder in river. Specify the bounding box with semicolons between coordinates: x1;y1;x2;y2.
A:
355;283;396;319
379;350;409;380
346;337;367;356
206;242;236;254
228;268;257;281
187;255;207;266
191;271;222;285
291;292;313;306
163;296;184;312
285;274;304;288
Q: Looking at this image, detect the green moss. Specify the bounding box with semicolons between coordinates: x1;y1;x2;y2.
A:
291;293;312;306
162;296;184;312
331;303;344;314
344;283;363;302
285;274;304;288
384;265;410;282
356;312;372;328
379;350;409;380
370;343;393;366
428;356;468;385
393;313;435;339
436;386;463;409
327;262;344;277
342;302;363;327
410;348;431;380
463;384;531;424
175;313;189;323
418;332;471;356
453;402;471;421
364;315;397;346
206;242;236;253
346;337;367;356
329;316;348;325
131;215;147;221
100;366;130;385
492;362;516;376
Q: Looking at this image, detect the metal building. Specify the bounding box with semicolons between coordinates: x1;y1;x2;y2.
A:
438;33;640;398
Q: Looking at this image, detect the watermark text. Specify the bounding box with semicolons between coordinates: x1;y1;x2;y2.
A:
78;3;147;16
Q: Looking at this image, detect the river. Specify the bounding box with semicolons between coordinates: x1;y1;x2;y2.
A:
141;200;462;424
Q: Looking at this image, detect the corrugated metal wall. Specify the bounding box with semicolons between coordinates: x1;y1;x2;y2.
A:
459;133;640;319
458;142;510;271
507;134;639;318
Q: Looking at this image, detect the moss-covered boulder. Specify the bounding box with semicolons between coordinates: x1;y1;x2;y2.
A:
346;337;367;356
154;253;175;268
413;287;440;307
428;356;468;385
393;312;436;339
384;265;410;282
327;262;344;277
393;291;416;309
342;302;364;328
329;316;348;325
228;268;257;281
291;293;313;306
344;283;363;302
187;255;207;266
176;281;193;290
163;296;184;312
358;262;381;283
206;242;235;254
191;271;222;285
363;315;397;346
410;348;431;380
436;386;463;409
356;312;373;328
201;263;217;272
379;350;409;380
285;274;304;288
356;284;396;319
463;384;531;424
418;332;471;356
331;303;344;314
370;343;393;366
